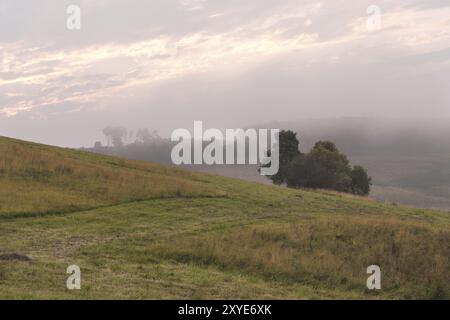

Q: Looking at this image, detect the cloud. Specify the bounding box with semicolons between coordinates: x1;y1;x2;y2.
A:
0;0;450;146
0;1;325;116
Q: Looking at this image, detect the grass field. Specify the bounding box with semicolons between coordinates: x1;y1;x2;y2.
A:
0;136;449;299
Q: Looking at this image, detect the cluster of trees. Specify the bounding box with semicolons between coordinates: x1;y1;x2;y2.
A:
86;127;173;164
264;131;372;196
92;126;371;196
99;126;161;148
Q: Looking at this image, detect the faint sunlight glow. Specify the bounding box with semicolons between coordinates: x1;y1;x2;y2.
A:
0;27;320;116
1;2;450;116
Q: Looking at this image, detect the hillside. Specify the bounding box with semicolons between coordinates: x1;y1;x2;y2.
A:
0;136;449;299
84;118;450;211
253;118;450;210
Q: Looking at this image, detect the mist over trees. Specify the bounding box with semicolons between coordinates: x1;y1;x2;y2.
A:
102;126;128;148
264;131;372;196
88;126;372;196
86;127;174;164
83;119;450;209
252;118;450;209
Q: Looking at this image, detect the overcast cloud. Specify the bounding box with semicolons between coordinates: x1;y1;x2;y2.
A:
0;0;449;147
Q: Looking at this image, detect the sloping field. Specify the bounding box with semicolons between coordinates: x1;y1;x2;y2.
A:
0;136;449;299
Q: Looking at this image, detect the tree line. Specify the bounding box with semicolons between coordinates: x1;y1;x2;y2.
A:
88;127;372;196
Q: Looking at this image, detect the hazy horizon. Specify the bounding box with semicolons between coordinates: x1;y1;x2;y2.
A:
1;0;450;147
1;116;450;149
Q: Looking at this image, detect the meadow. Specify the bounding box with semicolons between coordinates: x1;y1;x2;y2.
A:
0;136;449;299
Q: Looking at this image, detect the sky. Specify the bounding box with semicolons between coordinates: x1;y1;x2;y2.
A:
0;0;450;147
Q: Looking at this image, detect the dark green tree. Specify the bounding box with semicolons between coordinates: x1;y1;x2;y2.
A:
262;130;301;185
286;141;352;192
263;133;372;196
307;141;353;192
350;165;372;195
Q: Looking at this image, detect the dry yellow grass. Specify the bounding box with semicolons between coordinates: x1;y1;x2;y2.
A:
0;136;225;216
152;215;450;299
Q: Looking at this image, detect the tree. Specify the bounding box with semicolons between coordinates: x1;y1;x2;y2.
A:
286;143;353;192
136;128;152;143
262;130;301;185
269;135;372;196
93;141;103;150
313;141;339;153
306;141;353;192
285;154;328;189
103;126;128;148
350;165;372;195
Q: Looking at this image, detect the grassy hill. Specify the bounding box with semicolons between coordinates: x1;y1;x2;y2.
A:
0;136;449;299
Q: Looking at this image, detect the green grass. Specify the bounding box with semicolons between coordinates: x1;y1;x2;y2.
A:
0;136;449;299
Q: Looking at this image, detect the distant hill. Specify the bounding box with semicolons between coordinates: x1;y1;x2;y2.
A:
0;136;449;299
254;118;450;156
